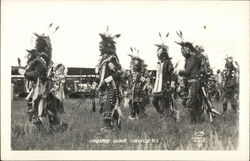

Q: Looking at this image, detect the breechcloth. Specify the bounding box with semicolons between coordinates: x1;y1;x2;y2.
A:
98;85;119;129
185;80;203;122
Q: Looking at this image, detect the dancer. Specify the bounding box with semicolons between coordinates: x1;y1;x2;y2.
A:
152;33;176;118
96;27;123;133
126;47;149;120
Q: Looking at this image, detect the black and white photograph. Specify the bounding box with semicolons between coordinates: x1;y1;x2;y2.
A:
1;0;249;160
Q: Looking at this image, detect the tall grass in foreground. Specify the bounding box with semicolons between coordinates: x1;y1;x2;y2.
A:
11;98;238;150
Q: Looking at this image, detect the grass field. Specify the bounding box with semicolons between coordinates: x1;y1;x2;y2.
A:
11;97;239;150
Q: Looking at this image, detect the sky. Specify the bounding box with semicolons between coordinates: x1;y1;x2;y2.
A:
1;0;249;71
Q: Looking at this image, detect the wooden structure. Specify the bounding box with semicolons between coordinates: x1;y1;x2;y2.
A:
11;66;156;97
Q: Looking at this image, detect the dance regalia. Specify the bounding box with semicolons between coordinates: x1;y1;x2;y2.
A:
122;48;149;119
96;54;123;130
96;30;123;132
141;68;152;105
24;50;50;122
48;64;66;115
127;67;149;119
152;44;175;116
25;33;53;106
153;59;174;96
222;58;238;112
24;33;52;124
176;42;203;123
24;32;67;132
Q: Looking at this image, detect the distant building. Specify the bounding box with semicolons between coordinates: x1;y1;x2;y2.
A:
11;66;156;97
11;66;100;97
11;66;27;98
66;67;99;94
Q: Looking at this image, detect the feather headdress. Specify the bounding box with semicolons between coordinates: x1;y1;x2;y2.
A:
155;32;171;59
155;32;169;52
33;23;60;50
128;47;145;70
99;26;121;55
32;23;59;64
128;47;143;61
174;30;196;52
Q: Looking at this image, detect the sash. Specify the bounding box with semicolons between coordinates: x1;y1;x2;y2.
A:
153;62;164;93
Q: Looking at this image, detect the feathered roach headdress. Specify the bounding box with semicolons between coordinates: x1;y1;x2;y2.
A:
174;30;197;53
99;26;121;56
33;33;52;62
128;47;145;71
155;32;171;59
30;23;60;64
128;47;143;61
